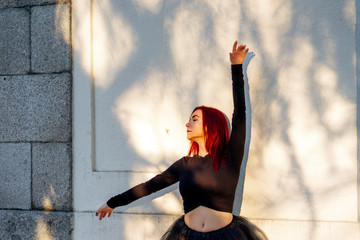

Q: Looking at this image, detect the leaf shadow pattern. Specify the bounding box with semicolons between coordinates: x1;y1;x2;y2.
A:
75;0;359;239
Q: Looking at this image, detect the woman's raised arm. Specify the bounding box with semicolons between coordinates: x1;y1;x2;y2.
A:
227;41;249;167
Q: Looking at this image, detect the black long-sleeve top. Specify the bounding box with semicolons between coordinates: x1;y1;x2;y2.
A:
107;64;246;214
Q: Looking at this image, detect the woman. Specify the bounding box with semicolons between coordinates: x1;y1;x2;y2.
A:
96;41;267;240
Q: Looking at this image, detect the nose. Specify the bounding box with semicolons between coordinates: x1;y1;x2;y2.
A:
185;122;190;128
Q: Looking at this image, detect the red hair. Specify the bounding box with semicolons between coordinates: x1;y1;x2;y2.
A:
188;106;229;171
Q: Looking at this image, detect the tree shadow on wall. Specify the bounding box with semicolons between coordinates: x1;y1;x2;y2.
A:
238;0;356;239
76;0;357;239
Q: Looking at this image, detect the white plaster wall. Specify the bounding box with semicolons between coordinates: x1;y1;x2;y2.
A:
92;0;243;172
240;0;358;223
73;0;360;239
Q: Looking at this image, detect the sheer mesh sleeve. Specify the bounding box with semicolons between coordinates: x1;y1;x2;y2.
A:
107;158;183;209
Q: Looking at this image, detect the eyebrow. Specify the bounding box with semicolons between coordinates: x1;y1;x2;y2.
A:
191;115;200;119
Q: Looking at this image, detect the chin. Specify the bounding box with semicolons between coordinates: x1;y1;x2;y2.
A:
186;135;195;141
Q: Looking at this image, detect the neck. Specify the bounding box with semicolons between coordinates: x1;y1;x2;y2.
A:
196;139;208;157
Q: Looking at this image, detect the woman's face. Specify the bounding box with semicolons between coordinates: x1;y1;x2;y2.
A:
185;109;204;142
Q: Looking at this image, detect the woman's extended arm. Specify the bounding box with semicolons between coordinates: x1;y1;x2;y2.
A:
227;41;249;167
96;158;183;220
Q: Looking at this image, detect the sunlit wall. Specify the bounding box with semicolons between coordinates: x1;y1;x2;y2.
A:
240;0;357;222
72;0;360;239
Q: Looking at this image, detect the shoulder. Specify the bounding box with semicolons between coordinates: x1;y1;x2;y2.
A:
172;155;200;167
178;155;192;165
168;156;189;168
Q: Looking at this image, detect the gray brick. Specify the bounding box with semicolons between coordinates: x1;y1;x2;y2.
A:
0;1;13;8
0;0;70;9
0;1;23;8
0;210;73;240
0;74;71;142
0;143;31;209
0;8;30;75
31;4;71;73
32;143;72;211
30;0;70;5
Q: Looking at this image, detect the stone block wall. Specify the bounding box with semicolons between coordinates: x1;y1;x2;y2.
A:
0;1;72;239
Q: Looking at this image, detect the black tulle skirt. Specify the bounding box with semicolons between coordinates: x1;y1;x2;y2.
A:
161;215;268;240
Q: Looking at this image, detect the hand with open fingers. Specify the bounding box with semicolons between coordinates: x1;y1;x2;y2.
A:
96;203;114;220
229;41;249;65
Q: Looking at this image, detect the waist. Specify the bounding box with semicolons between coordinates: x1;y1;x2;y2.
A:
184;206;233;232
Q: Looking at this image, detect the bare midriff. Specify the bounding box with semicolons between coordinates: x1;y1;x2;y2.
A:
184;206;233;232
